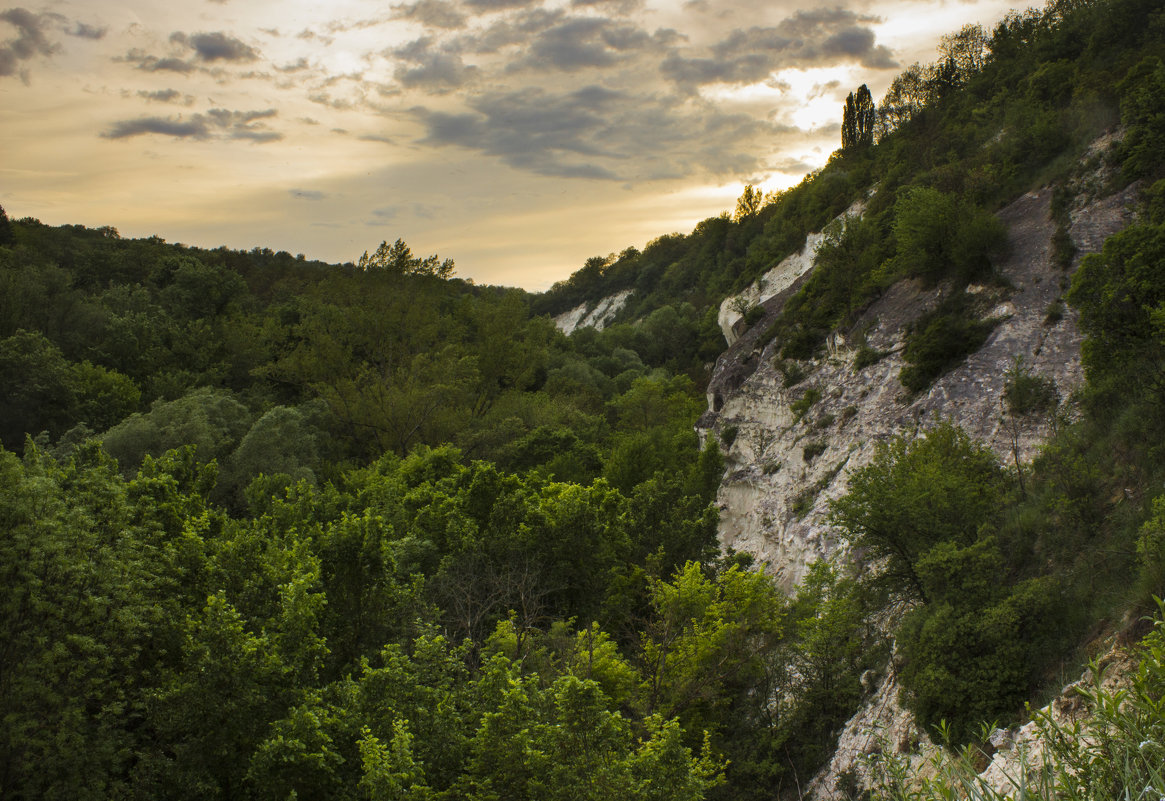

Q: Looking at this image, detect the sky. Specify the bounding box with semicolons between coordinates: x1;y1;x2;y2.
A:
1;0;1021;289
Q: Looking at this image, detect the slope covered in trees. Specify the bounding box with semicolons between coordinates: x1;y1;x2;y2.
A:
2;0;1165;796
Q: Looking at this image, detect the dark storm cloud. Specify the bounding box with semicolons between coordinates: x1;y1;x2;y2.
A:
171;31;260;63
415;83;779;181
391;0;467;30
103;107;282;143
664;8;897;88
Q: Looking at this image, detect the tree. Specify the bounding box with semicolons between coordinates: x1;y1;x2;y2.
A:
0;204;13;246
358;239;455;279
841;85;875;150
829;423;1006;603
1068;220;1165;388
734;185;762;221
938;24;988;80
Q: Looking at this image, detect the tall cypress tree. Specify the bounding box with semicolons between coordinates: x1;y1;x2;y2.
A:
842;85;876;150
841;92;857;150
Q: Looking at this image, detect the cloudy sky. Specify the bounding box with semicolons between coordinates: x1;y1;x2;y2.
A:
1;0;1018;288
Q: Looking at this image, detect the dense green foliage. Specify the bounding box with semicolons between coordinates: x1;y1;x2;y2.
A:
4;0;1165;796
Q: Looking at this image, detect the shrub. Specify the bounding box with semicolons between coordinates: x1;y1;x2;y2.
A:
1004;360;1058;416
803;440;827;462
791;387;822;421
720;425;739;447
899;296;996;394
853;344;888;370
776;359;808;387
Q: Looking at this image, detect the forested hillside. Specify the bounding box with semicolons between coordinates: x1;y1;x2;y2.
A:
2;0;1165;797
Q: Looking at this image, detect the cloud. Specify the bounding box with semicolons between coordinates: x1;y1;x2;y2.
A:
392;37;476;90
453;8;563;54
296;28;334;46
290;189;327;200
0;7;60;80
463;0;544;13
664;9;897;88
415;83;779;181
68;22;106;40
118;48;196;73
171;31;260;63
570;0;644;16
513;17;656;72
138;88;195;105
391;0;467;30
366;203;438;224
277;57;310;72
103;107;283;143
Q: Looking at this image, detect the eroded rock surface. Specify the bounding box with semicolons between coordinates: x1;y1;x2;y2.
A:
553;289;633;335
718;200;866;346
696;180;1139;798
699;184;1138;594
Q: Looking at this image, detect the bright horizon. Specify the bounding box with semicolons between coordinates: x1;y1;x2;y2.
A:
1;0;1020;290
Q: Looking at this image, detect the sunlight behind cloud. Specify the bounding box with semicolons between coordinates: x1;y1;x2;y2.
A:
0;0;1031;288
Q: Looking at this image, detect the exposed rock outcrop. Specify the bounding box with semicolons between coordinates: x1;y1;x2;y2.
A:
699;184;1138;593
696;175;1140;799
718;199;866;346
553;289;633;334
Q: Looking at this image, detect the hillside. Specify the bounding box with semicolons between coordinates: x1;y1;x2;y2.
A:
2;0;1165;797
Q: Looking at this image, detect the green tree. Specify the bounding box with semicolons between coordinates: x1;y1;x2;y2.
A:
841;85;875;150
0;330;77;449
829;423;1006;603
0;204;13;246
358;239;455;279
1068;220;1165;389
734;185;763;221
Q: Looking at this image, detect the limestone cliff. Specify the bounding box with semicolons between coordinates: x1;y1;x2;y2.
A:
553;289;633;335
695;164;1139;797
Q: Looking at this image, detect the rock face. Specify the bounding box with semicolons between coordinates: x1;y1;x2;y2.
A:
553;289;633;335
698;184;1138;594
718;199;866;346
695;179;1140;799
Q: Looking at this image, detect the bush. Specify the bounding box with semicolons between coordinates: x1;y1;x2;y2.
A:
899;296;996;394
1004;360;1058;416
887;187;1007;284
720;425;739;447
775;358;808;387
803;440;827;462
853;344;888;370
792;387;822;421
